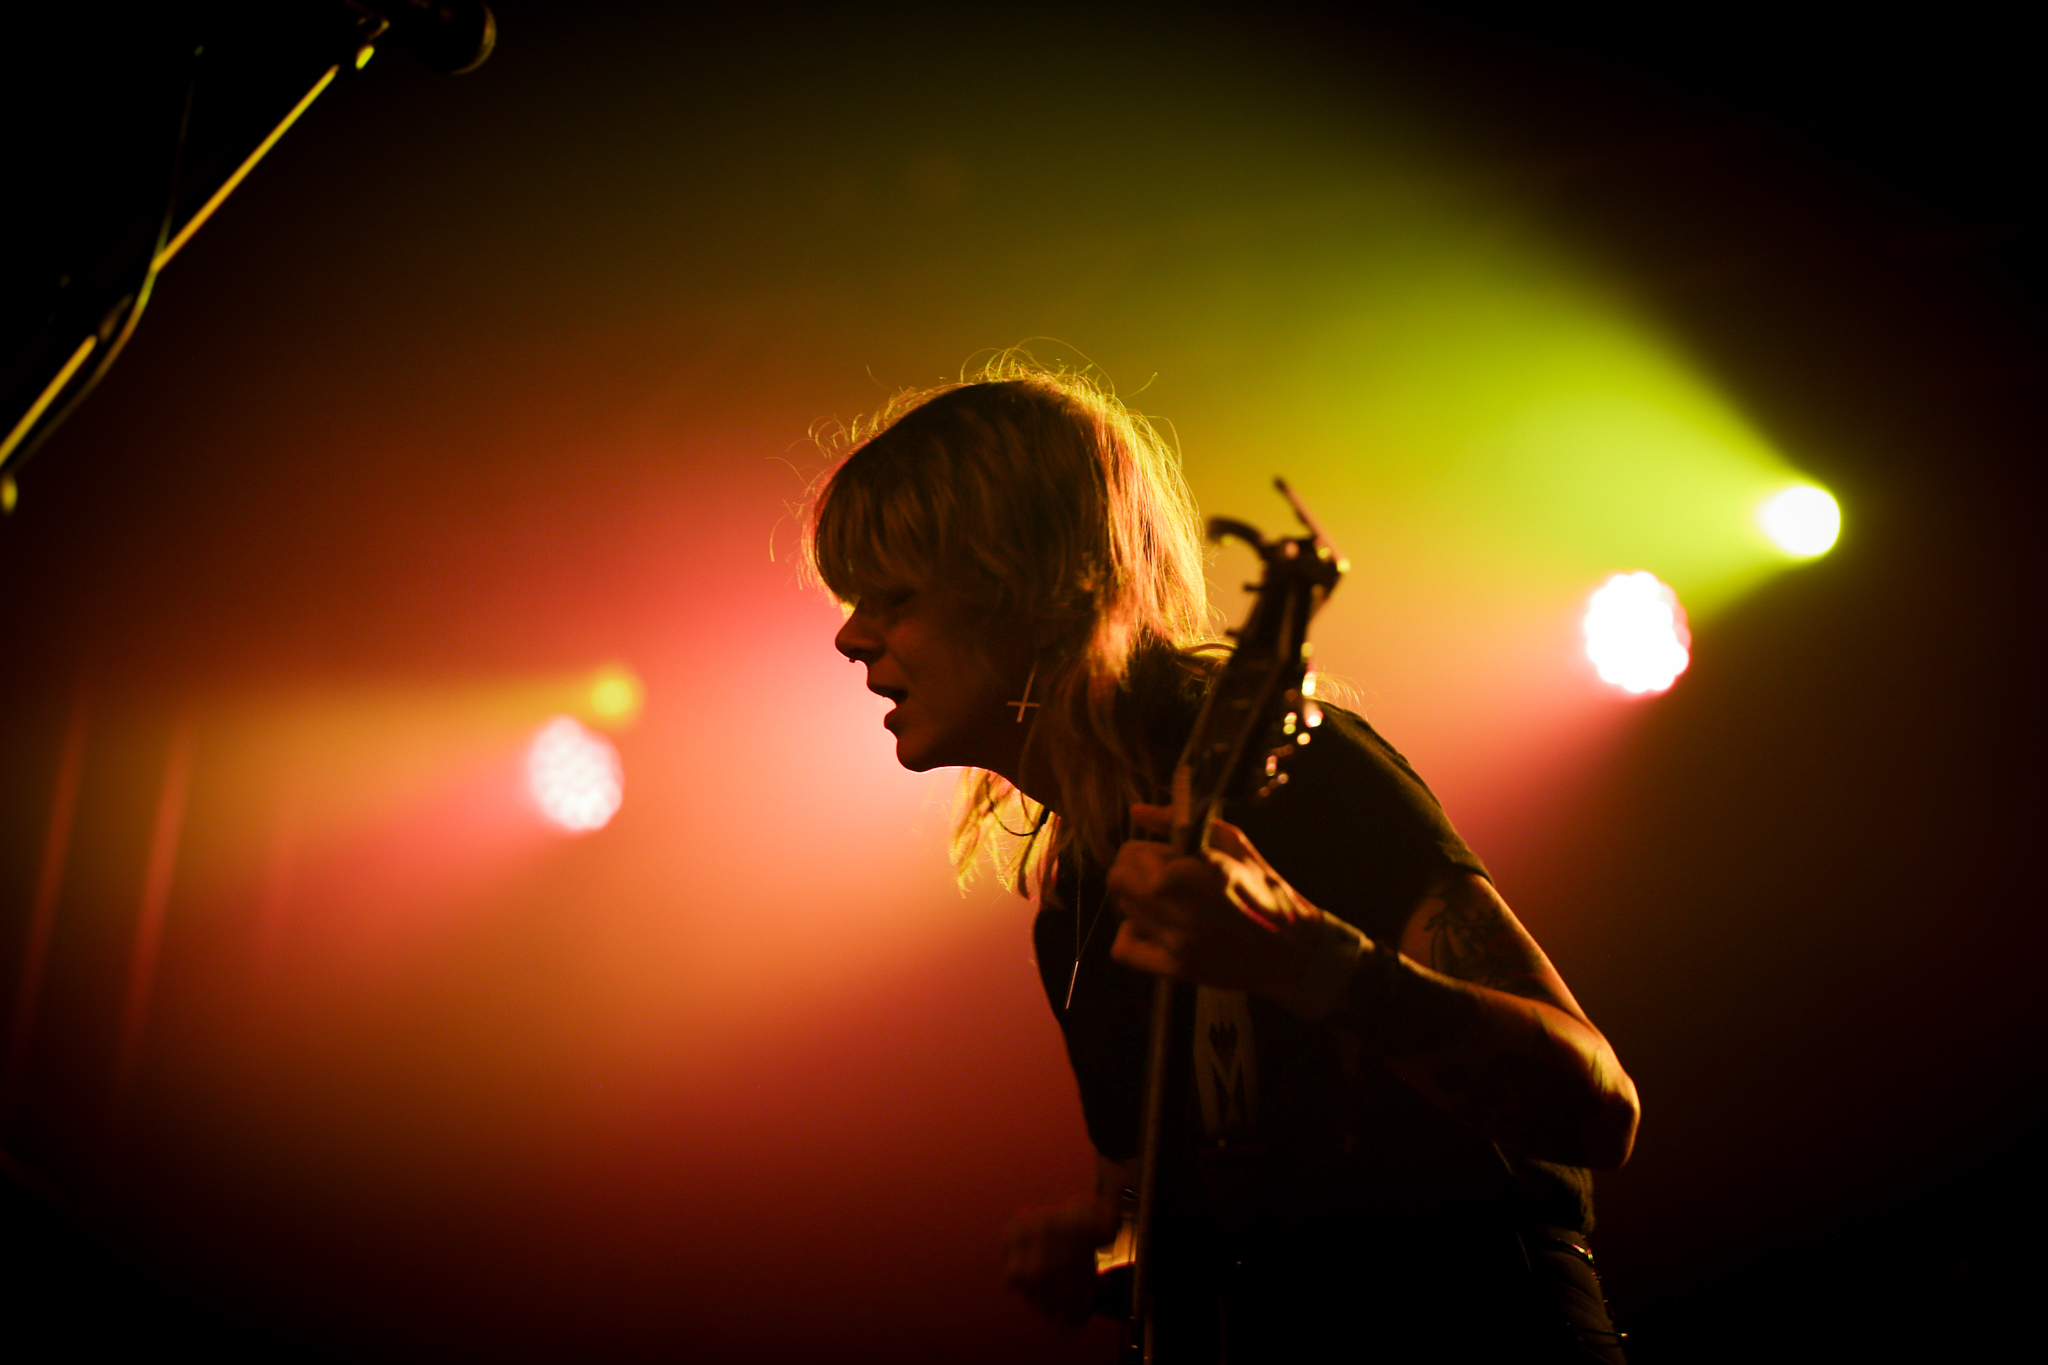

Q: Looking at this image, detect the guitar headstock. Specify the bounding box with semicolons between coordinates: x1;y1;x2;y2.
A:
1170;480;1347;853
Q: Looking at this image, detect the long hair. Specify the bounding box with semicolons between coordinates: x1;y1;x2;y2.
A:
801;355;1215;892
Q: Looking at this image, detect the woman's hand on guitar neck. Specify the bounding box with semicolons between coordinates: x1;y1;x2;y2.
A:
1107;803;1367;1019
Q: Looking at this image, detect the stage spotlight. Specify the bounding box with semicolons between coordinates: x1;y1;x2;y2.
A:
1584;571;1691;695
1758;484;1841;558
587;664;643;726
527;716;623;832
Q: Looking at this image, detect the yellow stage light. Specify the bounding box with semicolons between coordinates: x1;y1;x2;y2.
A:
1757;485;1841;558
587;665;644;727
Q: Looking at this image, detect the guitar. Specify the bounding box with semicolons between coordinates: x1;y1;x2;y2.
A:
1118;478;1346;1363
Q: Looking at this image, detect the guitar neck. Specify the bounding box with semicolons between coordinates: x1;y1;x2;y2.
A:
1119;487;1344;1363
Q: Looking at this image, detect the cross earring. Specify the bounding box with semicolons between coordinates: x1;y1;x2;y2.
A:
1006;660;1041;723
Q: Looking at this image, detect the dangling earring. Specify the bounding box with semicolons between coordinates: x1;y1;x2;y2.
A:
1006;660;1041;724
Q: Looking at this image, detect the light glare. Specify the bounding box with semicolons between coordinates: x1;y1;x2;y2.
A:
1583;571;1691;695
1758;485;1840;557
527;716;623;832
588;665;644;725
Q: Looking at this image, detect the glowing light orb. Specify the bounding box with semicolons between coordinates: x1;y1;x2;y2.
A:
1583;572;1691;695
588;664;643;725
1757;484;1840;558
527;716;623;832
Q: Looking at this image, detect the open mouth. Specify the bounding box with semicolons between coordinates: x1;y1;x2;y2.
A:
871;684;907;728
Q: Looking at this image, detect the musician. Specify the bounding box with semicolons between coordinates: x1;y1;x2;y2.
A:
806;361;1639;1361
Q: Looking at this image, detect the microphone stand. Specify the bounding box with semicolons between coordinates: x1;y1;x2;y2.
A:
0;12;391;513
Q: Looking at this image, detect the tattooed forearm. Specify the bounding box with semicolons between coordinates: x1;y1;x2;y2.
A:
1322;875;1640;1168
1326;944;1487;1056
1415;991;1623;1163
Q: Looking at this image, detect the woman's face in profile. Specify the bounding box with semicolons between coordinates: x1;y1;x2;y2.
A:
834;580;1031;777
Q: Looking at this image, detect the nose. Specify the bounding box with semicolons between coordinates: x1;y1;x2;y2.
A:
834;606;881;664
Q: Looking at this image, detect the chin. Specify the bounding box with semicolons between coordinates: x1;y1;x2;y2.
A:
893;733;965;774
892;736;939;773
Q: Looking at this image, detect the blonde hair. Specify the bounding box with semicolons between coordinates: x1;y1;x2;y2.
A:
802;355;1215;892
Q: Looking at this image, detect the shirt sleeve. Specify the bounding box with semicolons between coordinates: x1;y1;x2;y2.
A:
1225;704;1487;948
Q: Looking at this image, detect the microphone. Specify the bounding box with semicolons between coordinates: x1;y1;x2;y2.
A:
353;1;497;74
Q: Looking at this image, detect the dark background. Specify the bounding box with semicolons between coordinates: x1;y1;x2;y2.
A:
2;3;2041;1360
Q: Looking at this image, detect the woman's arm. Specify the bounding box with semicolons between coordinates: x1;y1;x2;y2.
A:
1344;871;1639;1169
1107;805;1640;1170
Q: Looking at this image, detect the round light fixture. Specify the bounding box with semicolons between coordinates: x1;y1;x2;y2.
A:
1758;484;1841;558
1584;571;1691;695
527;716;623;832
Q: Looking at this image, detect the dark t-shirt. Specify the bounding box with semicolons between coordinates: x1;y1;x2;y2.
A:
1031;703;1594;1254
